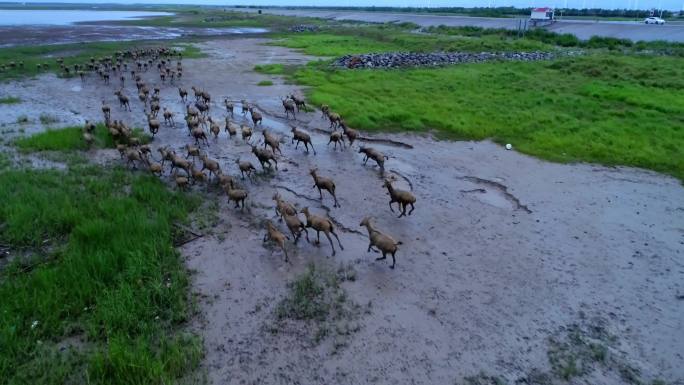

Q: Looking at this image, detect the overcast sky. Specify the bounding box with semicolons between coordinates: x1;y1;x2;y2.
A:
2;0;682;11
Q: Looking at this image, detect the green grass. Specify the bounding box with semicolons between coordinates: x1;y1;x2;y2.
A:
274;24;684;57
0;96;20;104
257;80;274;86
276;264;328;321
0;41;204;82
254;63;285;74
289;54;684;180
15;125;149;152
0;165;202;384
273;26;557;56
273;263;362;346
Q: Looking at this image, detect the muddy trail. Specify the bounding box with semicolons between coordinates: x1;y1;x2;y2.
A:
1;38;683;385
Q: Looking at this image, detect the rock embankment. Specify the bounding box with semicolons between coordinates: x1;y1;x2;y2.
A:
333;51;555;69
289;25;319;33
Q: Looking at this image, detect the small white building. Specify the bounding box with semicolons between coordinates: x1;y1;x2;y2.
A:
530;7;555;21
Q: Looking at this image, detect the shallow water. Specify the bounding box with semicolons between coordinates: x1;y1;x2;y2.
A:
0;10;172;26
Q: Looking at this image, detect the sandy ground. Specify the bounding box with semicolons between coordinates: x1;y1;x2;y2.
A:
230;7;684;43
1;38;683;385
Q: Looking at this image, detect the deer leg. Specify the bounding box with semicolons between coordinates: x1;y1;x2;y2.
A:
331;229;343;250
398;203;406;218
324;231;336;256
390;252;396;269
376;252;387;261
389;200;395;213
408;203;415;215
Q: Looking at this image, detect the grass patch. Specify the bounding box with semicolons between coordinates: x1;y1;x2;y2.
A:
276;264;331;321
0;96;20;104
274;264;363;345
254;63;285;74
0;165;202;384
461;372;507;385
39;113;59;125
15;124;149;152
289;54;684;180
273;24;558;56
0;152;10;170
257;80;274;86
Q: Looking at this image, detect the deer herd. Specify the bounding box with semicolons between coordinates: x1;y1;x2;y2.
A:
74;45;416;270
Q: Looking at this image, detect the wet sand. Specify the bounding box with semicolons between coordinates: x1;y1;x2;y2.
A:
0;25;268;48
1;38;682;385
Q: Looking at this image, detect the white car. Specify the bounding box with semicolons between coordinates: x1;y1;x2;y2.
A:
644;17;666;25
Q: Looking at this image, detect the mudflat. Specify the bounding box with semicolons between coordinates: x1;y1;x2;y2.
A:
1;38;682;384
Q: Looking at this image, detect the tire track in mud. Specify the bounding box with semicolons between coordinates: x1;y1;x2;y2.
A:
308;127;415;149
457;175;532;213
387;169;414;191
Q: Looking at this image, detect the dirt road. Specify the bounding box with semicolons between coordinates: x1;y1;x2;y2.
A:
1;38;682;385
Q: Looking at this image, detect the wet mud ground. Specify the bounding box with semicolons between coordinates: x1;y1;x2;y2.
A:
0;25;268;48
1;38;683;384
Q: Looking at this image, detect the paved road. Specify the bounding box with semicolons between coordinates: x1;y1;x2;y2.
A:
233;8;684;42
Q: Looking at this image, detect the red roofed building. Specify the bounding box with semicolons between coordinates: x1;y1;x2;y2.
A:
530;7;555;21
